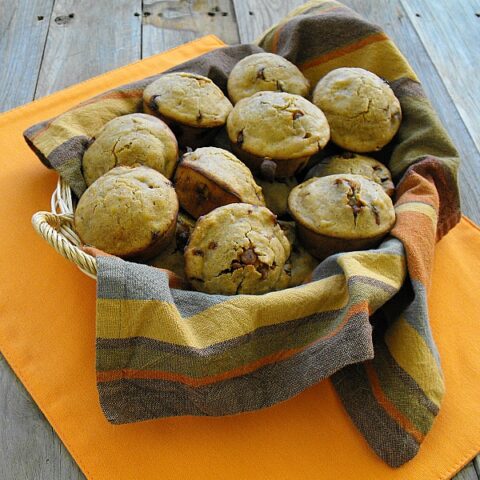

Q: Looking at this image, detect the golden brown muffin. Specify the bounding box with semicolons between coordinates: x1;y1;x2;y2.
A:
312;68;401;152
288;174;396;259
275;221;319;288
82;113;178;186
75;166;178;260
175;147;265;218
226;91;330;178
255;177;298;216
148;212;196;280
227;53;310;104
185;203;290;295
305;152;395;196
143;72;233;148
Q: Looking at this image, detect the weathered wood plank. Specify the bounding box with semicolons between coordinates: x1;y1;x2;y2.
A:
142;0;239;58
233;0;306;43
453;461;480;480
400;0;480;154
0;355;85;480
35;0;142;97
0;0;54;112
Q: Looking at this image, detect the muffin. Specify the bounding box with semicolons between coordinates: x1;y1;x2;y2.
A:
226;91;330;178
255;177;298;216
275;221;319;288
143;72;233;148
227;52;310;104
288;174;396;259
75;166;179;260
305;152;395;196
185;203;290;295
312;68;402;152
175;147;265;218
149;212;196;280
82;113;178;186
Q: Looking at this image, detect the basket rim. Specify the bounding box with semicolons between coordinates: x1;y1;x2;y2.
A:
31;177;97;279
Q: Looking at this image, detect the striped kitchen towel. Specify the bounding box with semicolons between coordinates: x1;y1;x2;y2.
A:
24;0;461;468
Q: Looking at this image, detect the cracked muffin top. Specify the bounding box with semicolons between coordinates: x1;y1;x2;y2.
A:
288;174;395;239
184;203;290;295
305;152;395;196
312;67;402;152
227;52;310;104
82;113;178;186
75;166;179;259
143;72;233;128
175;147;265;218
226;91;330;160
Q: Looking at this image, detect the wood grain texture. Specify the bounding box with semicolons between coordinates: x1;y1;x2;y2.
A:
0;0;54;112
35;0;142;97
233;0;306;43
0;355;85;480
142;0;239;58
0;1;479;479
454;462;480;480
400;0;480;153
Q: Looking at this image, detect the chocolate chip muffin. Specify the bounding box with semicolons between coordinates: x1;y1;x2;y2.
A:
227;52;310;104
175;147;265;218
185;203;290;295
143;72;233;148
305;152;395;196
288;174;396;259
75;166;178;260
226;91;330;178
82;113;178;186
149;212;196;280
255;177;298;216
275;221;319;288
312;68;402;152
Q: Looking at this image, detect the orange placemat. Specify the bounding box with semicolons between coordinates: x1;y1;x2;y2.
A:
0;36;479;480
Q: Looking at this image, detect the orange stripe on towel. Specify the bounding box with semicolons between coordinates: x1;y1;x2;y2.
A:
299;32;388;70
365;362;425;444
97;301;369;387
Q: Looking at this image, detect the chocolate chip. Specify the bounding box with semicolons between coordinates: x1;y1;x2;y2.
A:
208;241;218;250
256;67;266;80
257;264;269;279
192;248;204;256
195;183;209;200
240;248;257;265
237;130;244;145
340;152;355;159
292;111;304;120
231;261;242;270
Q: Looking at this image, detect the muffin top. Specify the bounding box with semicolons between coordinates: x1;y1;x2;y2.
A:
227;52;310;104
226;91;330;160
185;203;290;295
312;67;401;152
75;166;178;258
255;177;298;216
306;152;395;196
82;113;178;186
288;174;395;239
143;72;233;128
178;147;265;206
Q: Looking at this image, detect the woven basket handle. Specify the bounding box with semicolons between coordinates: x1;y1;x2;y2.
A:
31;211;97;279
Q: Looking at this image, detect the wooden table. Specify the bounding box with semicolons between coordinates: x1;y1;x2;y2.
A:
1;1;479;478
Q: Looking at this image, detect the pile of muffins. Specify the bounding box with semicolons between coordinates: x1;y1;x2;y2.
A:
75;52;401;295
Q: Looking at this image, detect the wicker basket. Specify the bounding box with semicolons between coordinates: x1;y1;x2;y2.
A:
32;178;97;279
